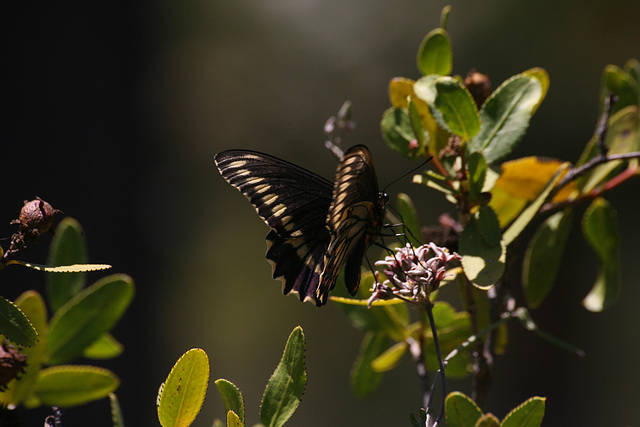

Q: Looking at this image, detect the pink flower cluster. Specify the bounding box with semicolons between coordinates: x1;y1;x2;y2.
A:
368;243;461;307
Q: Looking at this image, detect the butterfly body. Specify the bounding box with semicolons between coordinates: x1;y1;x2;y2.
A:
215;145;386;306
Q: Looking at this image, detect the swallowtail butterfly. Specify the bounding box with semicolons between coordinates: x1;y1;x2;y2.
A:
214;145;387;306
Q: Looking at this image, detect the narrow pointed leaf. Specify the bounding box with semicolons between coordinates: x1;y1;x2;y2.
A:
396;193;421;244
215;379;245;424
417;28;452;76
467;151;487;200
501;396;546;427
371;341;407;372
16;262;112;273
110;393;125;427
469;73;545;164
47;274;135;365
445;391;482;427
34;366;119;407
0;296;38;347
350;331;388;398
157;348;210;427
523;209;573;308
260;326;306;427
581;198;620;311
47;217;89;311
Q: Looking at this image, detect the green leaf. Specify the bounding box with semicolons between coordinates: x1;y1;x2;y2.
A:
581;198;620;311
0;296;38;347
523;209;574;308
34;365;119;407
82;333;124;360
16;262;111;273
215;379;245;425
521;68;550;114
601;64;639;115
468;73;545;164
0;291;48;407
475;413;500;427
396;193;421;244
110;393;125;427
501;396;546;427
47;274;135;365
502;163;569;246
381;107;420;158
350;331;388;398
417;28;452;76
157;348;210;427
371;341;408;372
415;76;481;140
445;391;482;427
260;326;306;427
227;411;243;427
476;206;501;247
467;151;487;200
459;217;506;289
47;217;89;312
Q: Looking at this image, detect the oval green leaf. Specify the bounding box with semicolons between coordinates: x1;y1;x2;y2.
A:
158;348;210;427
581;198;620;311
460;218;505;289
468;74;544;164
47;274;135;365
215;379;245;424
523;209;573;308
501;396;546;427
260;326;306;427
467;151;487;200
477;206;501;247
381;107;420;158
417;28;452;76
370;341;407;372
350;331;388;398
47;217;89;311
34;365;119;407
227;410;242;427
0;296;38;347
445;391;482;427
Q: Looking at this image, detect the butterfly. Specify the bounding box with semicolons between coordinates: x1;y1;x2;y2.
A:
214;145;387;306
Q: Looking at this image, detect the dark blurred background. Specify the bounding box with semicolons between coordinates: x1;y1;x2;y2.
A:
3;1;640;425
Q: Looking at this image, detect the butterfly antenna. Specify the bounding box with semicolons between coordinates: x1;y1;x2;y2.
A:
382;155;433;195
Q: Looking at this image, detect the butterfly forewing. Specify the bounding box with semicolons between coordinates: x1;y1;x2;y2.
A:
215;150;333;304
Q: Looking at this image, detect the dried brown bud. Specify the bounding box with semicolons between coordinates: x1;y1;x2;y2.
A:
12;197;61;236
464;70;492;108
0;340;28;390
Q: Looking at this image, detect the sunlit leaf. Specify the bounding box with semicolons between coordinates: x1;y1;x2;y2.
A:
502;163;569;246
468;73;545;164
416;28;452;76
110;393;125;427
475;413;500;427
34;366;119;407
501;396;546;427
215;379;245;425
260;326;306;427
371;341;407;372
445;391;482;427
157;349;209;427
82;333;124;360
